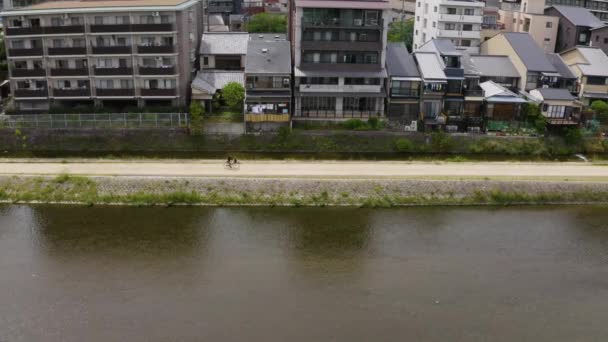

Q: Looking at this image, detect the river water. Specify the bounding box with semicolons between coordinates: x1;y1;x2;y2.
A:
1;205;607;341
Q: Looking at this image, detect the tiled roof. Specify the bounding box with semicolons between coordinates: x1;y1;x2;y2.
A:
192;71;244;94
200;33;250;55
502;33;556;73
550;5;604;28
386;43;420;78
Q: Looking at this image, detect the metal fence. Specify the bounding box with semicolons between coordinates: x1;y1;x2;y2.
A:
1;113;189;129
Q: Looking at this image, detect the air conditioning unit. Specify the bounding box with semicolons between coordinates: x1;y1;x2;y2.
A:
152;12;160;17
353;19;362;26
283;78;289;85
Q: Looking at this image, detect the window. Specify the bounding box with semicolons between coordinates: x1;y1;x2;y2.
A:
344;97;376;112
546;22;553;28
70;17;82;25
11;40;25;49
14;61;27;69
464;8;474;16
587;76;607;85
579;33;588;44
447;8;456;15
301;97;336;112
11;19;22;27
445;23;456;30
546;105;566;118
462;24;473;31
460;39;472;47
203;57;209;66
73;38;85;47
51;17;62;26
94;16;104;25
52;39;64;48
116;15;129;24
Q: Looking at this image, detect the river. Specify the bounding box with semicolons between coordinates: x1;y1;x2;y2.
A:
1;205;607;341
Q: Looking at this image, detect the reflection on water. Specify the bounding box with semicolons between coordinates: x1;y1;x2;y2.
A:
1;205;608;342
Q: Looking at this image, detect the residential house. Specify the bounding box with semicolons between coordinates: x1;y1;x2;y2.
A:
244;37;291;131
413;0;485;53
191;32;248;111
461;54;522;129
1;0;204;112
545;5;605;52
545;0;608;22
529;88;582;125
481;32;576;93
590;25;608;55
385;42;421;127
496;0;559;53
560;46;608;105
417;39;465;120
290;0;389;121
478;81;528;132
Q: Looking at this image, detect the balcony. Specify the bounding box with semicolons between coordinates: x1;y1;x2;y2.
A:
131;23;174;32
6;26;44;35
137;45;176;54
300;40;382;51
140;88;177;97
8;48;43;57
14;89;48;98
439;0;485;7
12;69;46;77
439;29;480;39
439;14;483;24
96;88;135;97
50;68;89;76
302;18;383;30
92;46;132;55
299;63;381;72
44;25;85;34
48;47;87;55
245;113;290;122
445;68;464;78
93;67;133;76
138;66;176;75
90;24;131;33
53;88;91;97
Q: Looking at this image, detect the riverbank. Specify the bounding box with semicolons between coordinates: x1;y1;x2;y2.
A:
2;174;608;207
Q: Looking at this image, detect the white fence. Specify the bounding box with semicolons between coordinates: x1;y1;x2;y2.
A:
2;113;189;129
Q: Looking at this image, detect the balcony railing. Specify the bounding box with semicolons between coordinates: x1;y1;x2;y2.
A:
91;46;132;54
137;45;176;54
391;89;420;97
50;68;89;76
8;48;44;57
14;89;48;98
93;67;133;76
140;88;177;97
302;18;383;29
245;113;290;123
96;88;135;97
44;25;85;34
53;88;91;97
48;47;87;55
300;40;382;51
138;66;176;75
90;24;131;33
5;25;84;36
131;23;174;32
12;69;46;77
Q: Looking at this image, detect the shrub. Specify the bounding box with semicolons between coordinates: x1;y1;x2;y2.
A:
523;103;546;134
563;127;584;146
591;100;608;123
367;117;380;129
394;138;415;152
189;101;204;135
221;82;245;110
584;139;606;154
430;131;453;153
342;119;367;130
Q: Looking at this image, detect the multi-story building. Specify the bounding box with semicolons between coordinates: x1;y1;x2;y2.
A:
290;0;389;121
546;0;608;22
560;46;608;105
545;5;605;52
1;0;204;112
496;0;559;53
413;0;485;53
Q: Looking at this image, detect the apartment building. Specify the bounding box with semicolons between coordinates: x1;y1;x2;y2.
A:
1;0;204;112
545;5;605;52
290;0;390;121
546;0;608;22
413;0;485;53
496;0;559;53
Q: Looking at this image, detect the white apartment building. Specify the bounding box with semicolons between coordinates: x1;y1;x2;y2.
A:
413;0;485;53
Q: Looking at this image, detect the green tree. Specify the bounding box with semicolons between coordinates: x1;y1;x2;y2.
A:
388;19;414;52
221;82;245;110
189;101;204;135
246;13;287;33
591;100;608;123
523;103;546;134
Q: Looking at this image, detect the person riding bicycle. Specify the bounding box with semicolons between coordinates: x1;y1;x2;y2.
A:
226;156;233;168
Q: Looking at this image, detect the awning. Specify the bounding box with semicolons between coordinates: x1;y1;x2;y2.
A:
541;72;561;77
392;77;422;81
583;92;608;100
486;97;528;104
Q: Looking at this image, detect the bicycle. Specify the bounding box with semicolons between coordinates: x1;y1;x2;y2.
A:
224;160;240;170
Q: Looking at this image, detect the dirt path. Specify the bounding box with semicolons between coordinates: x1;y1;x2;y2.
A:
1;159;607;180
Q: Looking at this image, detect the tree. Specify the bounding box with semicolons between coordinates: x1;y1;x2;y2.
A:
523;103;546;134
388;19;414;52
246;13;287;33
189;101;204;135
221;82;245;109
591;100;608;123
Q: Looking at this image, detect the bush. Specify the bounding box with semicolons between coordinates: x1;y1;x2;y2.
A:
342;119;367;130
523;103;546;134
394;138;415;152
221;82;245;110
430;131;453;153
591;100;608;123
563;127;583;146
189;101;204;135
584;139;606;154
246;13;287;33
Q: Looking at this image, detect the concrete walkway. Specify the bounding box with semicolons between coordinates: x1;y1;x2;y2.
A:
1;159;607;180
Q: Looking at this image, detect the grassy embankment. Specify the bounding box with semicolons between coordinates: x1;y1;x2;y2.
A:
2;174;608;207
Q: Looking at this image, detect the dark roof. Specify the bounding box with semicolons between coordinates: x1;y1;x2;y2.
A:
245;40;291;74
545;53;577;79
386;43;420;78
536;88;576;101
549;5;604;28
502;33;557;73
462;54;520;78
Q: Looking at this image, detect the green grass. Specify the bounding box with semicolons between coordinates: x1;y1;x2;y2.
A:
2;175;608;208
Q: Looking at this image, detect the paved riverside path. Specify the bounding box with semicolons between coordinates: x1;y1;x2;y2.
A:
1;159;608;180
